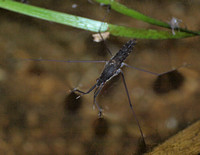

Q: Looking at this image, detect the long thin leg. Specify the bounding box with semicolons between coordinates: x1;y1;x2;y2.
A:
22;58;108;63
123;62;189;76
94;84;104;116
120;70;146;147
73;84;97;99
123;63;159;76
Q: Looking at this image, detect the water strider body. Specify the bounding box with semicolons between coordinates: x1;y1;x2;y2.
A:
96;39;136;87
73;39;136;116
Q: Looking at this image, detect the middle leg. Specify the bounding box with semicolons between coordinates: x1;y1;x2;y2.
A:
93;84;104;116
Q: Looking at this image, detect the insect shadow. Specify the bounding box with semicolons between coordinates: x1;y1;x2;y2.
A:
93;117;109;138
64;91;82;113
153;69;185;94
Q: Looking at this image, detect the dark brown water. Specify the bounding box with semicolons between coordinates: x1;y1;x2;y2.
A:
0;0;200;154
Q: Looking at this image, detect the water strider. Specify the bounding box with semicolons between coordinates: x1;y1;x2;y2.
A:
23;4;187;151
25;39;147;146
25;39;187;149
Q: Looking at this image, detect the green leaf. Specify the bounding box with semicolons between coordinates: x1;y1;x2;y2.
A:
0;0;198;39
94;0;200;35
108;24;195;39
95;0;169;28
0;0;108;32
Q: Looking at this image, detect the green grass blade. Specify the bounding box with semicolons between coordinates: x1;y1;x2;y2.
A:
95;0;200;35
0;0;108;32
0;0;198;39
108;24;195;39
95;0;169;28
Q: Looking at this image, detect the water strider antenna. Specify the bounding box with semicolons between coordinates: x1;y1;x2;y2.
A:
98;4;113;56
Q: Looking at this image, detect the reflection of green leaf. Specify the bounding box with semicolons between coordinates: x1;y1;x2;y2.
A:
0;0;199;39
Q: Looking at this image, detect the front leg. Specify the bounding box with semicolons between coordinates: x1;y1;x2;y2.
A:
73;84;97;99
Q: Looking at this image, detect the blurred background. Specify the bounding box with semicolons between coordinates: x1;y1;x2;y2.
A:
0;0;200;154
